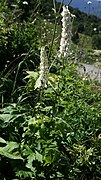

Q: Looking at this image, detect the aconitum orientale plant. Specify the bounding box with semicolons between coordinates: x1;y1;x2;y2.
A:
58;6;72;58
35;47;48;89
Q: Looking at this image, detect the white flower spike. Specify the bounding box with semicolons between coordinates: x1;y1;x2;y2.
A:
35;47;48;89
58;6;72;58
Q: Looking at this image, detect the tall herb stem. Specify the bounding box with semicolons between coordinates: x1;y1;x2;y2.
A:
48;0;64;60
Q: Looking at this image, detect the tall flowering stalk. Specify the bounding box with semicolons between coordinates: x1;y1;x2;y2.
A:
35;47;48;89
58;5;72;58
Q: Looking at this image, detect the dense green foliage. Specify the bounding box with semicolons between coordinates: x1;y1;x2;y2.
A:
92;34;101;49
0;0;101;179
0;64;101;179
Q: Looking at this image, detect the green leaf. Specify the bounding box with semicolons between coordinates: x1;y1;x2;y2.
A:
0;114;14;122
44;154;52;165
0;114;23;123
0;141;23;160
26;154;36;172
25;71;38;80
38;172;45;178
35;151;43;163
16;170;33;178
48;74;59;85
0;137;7;144
42;106;52;112
34;77;41;89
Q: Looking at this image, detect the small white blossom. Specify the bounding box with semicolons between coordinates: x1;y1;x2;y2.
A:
71;14;76;18
58;6;72;58
93;28;97;31
23;1;28;5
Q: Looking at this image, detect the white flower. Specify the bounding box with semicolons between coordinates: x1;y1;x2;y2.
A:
93;28;97;31
71;14;76;18
35;47;48;89
58;6;72;58
98;134;101;139
22;1;28;5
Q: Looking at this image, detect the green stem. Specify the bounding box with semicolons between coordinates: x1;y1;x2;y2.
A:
67;0;73;6
48;0;64;60
48;19;57;60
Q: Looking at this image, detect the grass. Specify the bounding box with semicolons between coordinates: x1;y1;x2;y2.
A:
78;33;92;49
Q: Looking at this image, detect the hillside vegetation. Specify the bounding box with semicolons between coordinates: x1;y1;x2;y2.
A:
0;0;101;179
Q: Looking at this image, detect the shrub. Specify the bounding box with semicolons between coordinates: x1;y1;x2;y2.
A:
92;34;101;49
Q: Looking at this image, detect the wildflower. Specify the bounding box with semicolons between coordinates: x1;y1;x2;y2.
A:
58;6;72;58
98;134;101;139
80;50;84;55
93;28;97;31
22;1;28;5
71;14;76;18
35;47;48;89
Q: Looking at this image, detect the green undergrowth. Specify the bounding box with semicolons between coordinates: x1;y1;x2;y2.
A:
78;33;92;49
0;64;101;180
0;1;101;179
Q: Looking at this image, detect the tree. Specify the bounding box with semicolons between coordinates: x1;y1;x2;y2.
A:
92;34;101;49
